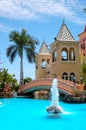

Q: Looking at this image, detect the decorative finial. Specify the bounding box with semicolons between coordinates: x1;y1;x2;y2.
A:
62;18;65;25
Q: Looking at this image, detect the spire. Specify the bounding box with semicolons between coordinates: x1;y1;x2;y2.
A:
39;41;50;54
55;21;75;41
84;25;86;32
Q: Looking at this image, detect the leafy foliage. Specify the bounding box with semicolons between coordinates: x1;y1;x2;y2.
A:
82;62;86;76
0;69;18;92
24;77;32;84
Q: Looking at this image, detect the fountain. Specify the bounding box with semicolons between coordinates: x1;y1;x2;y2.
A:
46;77;63;114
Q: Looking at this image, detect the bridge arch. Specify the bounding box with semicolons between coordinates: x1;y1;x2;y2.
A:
19;78;83;96
21;85;73;95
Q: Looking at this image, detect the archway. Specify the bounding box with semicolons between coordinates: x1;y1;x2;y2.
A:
62;72;68;80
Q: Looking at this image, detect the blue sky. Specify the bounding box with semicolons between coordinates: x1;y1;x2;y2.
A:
0;0;86;82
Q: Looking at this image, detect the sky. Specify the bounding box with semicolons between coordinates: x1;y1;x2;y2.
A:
0;0;86;82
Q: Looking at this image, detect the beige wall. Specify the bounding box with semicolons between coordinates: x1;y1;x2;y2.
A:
35;40;82;83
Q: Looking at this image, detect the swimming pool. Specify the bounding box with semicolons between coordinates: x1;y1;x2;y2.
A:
0;98;86;130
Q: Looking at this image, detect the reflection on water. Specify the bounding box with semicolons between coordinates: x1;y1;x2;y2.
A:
34;90;50;100
33;92;64;101
46;113;61;119
34;94;50;100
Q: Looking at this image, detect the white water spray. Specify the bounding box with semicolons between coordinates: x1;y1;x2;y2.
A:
51;78;59;106
46;77;63;114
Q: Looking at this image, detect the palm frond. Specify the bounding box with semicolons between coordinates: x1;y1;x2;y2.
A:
9;31;21;45
6;45;18;63
25;48;35;63
83;8;86;13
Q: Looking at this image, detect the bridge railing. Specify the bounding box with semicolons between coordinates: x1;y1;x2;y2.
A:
19;78;84;95
19;78;52;92
59;79;84;94
59;80;74;94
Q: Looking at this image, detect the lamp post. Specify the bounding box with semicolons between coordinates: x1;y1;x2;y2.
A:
80;75;83;84
73;77;76;84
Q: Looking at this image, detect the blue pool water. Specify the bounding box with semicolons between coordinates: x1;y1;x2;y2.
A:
0;98;86;130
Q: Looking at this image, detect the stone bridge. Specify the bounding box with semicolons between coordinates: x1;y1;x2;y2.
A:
19;78;84;95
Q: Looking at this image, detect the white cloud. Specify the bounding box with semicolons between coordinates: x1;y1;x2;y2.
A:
0;0;86;24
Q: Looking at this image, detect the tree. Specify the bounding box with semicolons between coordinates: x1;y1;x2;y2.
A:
24;77;32;84
6;28;39;85
83;8;86;13
0;68;18;92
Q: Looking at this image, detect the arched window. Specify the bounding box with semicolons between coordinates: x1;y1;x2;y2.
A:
61;48;68;61
46;59;51;68
41;59;47;69
69;48;75;61
62;72;68;80
52;50;57;62
81;44;83;49
47;59;50;64
69;72;76;82
83;43;85;50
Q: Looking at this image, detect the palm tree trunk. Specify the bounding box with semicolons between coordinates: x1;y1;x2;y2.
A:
20;56;24;85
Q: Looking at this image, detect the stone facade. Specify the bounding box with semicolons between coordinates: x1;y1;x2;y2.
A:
35;22;82;83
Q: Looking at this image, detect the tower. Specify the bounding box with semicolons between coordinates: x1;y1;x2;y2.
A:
78;25;86;63
35;21;82;83
35;41;52;79
50;21;81;82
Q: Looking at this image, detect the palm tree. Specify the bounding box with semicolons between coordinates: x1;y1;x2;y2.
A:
83;8;86;12
6;28;39;85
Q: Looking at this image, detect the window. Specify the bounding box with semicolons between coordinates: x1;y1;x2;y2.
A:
52;50;57;62
83;43;85;50
47;59;50;64
62;72;68;80
41;59;47;69
69;72;76;82
69;48;75;61
61;48;68;61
